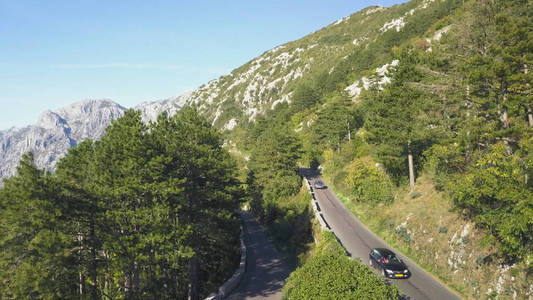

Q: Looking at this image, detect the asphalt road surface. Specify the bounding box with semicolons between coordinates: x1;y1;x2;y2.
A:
227;211;290;300
302;169;462;300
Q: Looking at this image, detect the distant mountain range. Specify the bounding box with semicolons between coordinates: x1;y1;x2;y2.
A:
0;96;187;180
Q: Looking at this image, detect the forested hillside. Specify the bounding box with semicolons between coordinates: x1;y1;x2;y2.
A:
0;108;243;299
208;0;531;298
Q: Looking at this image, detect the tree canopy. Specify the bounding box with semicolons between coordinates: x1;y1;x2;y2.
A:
0;108;243;299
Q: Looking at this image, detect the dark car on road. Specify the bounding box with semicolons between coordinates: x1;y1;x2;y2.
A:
314;180;327;189
369;248;411;279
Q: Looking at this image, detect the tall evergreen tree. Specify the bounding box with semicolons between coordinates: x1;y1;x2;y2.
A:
55;140;101;300
150;107;243;299
312;94;360;151
0;153;78;299
462;0;532;149
290;83;321;113
92;109;153;298
248;124;302;223
364;48;436;188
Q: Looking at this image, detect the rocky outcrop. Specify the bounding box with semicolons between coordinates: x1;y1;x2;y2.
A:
0;99;126;180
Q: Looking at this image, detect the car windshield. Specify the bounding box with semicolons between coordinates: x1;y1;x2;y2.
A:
384;254;402;265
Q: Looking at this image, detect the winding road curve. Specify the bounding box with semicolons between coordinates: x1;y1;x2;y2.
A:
302;168;462;300
227;212;290;300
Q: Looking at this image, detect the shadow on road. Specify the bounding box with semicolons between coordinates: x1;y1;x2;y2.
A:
227;212;290;300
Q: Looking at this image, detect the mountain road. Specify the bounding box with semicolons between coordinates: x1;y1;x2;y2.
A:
302;168;462;300
227;212;290;300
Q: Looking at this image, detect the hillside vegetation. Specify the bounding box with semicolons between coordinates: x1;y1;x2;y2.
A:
0;0;531;298
194;0;531;298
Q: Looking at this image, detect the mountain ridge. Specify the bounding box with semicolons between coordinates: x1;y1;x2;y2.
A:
0;96;188;180
0;0;446;180
180;0;448;130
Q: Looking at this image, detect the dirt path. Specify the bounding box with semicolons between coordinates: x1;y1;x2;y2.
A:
227;212;290;300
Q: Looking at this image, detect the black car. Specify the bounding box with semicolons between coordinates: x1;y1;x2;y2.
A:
314;180;327;189
369;248;411;279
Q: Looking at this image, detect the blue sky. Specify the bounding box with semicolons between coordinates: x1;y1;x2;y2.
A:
0;0;406;130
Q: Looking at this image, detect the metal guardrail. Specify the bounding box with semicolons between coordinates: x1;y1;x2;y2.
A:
305;178;331;232
206;177;343;299
304;177;351;257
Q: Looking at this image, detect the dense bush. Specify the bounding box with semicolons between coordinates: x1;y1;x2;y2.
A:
283;232;399;299
346;158;394;204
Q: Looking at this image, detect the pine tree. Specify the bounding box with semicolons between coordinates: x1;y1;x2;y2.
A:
249;125;301;191
55;140;101;300
0;153;78;298
150;107;242;299
248;124;302;223
290;83;321;113
364;48;436;188
92;109;155;298
312;94;360;151
463;0;532;149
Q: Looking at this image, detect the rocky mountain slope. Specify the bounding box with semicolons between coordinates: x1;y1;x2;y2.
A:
0;100;126;180
182;0;450;129
136;91;192;124
0;0;451;179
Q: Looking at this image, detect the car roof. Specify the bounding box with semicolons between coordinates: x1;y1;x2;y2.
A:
373;248;395;256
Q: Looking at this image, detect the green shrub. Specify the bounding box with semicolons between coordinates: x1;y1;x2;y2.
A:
345;158;394;204
388;220;395;229
447;142;533;260
262;171;302;201
283;232;399;299
395;226;412;244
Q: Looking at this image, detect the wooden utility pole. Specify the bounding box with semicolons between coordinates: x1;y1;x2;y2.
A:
408;141;415;192
465;84;472;164
525;64;532;127
347;121;351;141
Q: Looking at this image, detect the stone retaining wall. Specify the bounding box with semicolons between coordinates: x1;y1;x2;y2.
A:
205;219;247;300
